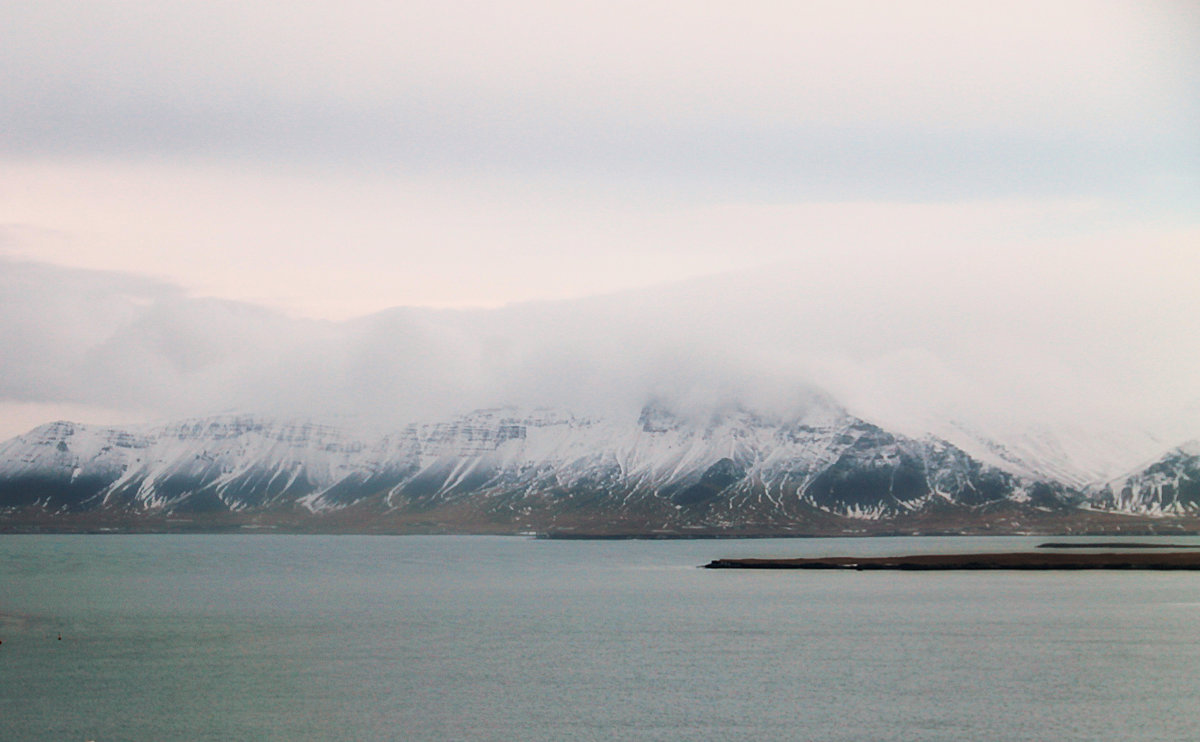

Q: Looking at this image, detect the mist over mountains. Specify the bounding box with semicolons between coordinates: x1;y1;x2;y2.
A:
3;251;1197;485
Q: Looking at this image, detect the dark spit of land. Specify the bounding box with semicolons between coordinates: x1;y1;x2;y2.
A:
704;551;1200;570
1036;542;1200;549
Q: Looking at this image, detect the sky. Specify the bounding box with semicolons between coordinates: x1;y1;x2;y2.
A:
1;1;1198;464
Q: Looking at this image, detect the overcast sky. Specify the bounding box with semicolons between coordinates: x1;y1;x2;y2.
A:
1;1;1198;457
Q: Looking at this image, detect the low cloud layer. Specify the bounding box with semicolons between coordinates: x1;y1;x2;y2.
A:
3;242;1197;461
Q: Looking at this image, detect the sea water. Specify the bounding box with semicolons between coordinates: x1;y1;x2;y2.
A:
3;534;1200;741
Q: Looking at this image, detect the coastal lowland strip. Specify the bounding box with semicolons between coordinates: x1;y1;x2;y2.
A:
8;502;1200;537
704;550;1200;570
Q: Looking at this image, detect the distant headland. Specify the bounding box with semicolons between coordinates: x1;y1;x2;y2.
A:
704;550;1200;570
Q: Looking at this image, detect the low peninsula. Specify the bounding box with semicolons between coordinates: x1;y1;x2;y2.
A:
704;551;1200;570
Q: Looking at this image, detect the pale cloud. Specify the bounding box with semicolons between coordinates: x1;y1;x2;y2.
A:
1;1;1195;204
2;231;1197;453
3;1;1192;137
2;159;1187;318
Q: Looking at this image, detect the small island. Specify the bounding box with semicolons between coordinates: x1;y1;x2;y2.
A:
704;551;1200;570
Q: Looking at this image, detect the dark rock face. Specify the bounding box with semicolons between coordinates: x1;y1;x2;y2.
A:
805;423;927;513
0;474;112;511
954;466;1013;506
794;423;1032;517
672;458;746;507
1101;444;1200;514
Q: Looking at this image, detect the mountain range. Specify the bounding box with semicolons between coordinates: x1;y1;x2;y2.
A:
2;401;1196;535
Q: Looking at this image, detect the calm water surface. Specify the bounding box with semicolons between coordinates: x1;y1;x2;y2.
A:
3;534;1200;741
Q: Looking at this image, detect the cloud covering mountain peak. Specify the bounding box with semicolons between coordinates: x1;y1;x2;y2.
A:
2;250;1196;483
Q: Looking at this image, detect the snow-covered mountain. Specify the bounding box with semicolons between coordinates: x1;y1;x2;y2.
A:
920;419;1175;491
0;401;1061;525
2;401;1194;532
1091;441;1200;515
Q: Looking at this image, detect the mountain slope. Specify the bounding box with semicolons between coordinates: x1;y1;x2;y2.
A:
1093;441;1200;515
0;403;1075;532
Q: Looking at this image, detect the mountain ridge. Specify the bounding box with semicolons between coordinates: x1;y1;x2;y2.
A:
3;404;1196;534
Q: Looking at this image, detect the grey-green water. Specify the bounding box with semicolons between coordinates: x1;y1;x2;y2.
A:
3;534;1200;741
